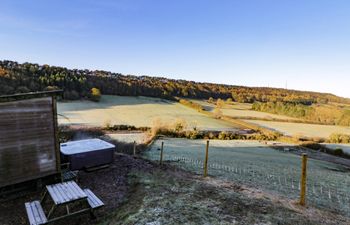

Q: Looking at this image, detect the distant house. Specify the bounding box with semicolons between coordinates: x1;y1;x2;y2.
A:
0;91;62;189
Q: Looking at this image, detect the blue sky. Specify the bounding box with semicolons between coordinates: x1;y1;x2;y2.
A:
1;0;350;97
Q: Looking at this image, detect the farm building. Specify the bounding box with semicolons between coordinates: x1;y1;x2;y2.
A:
0;91;62;189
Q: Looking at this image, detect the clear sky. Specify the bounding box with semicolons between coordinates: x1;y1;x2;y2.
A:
1;0;350;97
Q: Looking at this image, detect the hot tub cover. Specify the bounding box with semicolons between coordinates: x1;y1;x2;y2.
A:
60;138;115;155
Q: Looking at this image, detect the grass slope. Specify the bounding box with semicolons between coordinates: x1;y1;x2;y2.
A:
144;138;350;217
101;162;350;225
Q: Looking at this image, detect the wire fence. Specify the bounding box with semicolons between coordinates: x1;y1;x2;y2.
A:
144;140;350;217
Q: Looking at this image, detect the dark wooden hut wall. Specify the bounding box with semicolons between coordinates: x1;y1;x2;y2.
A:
0;97;58;187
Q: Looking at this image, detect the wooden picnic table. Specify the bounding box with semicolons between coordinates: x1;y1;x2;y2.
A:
41;181;90;220
25;181;104;225
45;181;87;205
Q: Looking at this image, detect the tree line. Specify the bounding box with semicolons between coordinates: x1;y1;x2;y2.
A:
252;102;350;126
1;60;349;105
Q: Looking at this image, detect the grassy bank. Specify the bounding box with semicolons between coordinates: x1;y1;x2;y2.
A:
99;162;350;225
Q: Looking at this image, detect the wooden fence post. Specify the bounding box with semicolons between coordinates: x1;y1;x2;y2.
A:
300;153;308;206
160;142;164;165
204;140;209;177
133;141;136;156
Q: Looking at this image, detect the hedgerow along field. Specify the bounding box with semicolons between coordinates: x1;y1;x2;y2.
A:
144;138;350;217
57;95;238;131
245;119;350;138
105;132;149;144
190;99;298;121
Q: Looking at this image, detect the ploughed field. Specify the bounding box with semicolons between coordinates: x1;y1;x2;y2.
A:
57;95;237;131
245;120;350;138
144;138;350;217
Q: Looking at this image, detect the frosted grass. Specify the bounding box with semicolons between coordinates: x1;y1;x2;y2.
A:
190;99;297;120
144;138;350;216
57;95;237;131
245;120;350;138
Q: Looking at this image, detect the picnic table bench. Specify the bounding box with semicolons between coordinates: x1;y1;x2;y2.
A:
24;181;104;225
60;163;79;182
25;201;48;225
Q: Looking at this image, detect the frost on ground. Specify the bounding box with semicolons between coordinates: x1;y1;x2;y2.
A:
2;152;348;225
244;119;350;138
144;138;350;218
105;132;149;144
191;99;297;121
57;95;237;131
102;164;350;225
323;143;350;155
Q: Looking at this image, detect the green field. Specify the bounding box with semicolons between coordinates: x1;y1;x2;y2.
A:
57;95;238;131
245;120;350;138
144;138;350;216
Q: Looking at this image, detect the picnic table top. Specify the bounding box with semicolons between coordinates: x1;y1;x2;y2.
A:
46;181;87;205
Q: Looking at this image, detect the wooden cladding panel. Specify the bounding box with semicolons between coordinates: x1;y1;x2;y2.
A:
0;97;58;187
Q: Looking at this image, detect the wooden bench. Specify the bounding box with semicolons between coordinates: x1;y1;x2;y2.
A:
25;201;48;225
83;189;104;209
61;163;78;182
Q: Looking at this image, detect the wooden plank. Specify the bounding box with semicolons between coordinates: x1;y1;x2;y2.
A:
47;185;60;205
43;208;90;224
66;182;81;199
62;171;77;182
34;201;47;224
0;90;62;102
71;181;87;198
89;194;99;207
0;163;56;175
0;121;53;129
87;189;103;207
84;189;104;209
46;186;56;204
62;182;75;202
0;107;52;114
0;141;54;151
25;202;36;225
51;97;61;173
30;202;41;224
0;109;53;118
0;128;53;137
52;184;64;204
0;117;52;125
60;183;71;201
53;184;66;204
0;171;59;188
46;182;87;205
65;182;79;200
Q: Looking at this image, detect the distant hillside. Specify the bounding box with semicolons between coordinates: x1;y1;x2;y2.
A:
0;60;349;104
